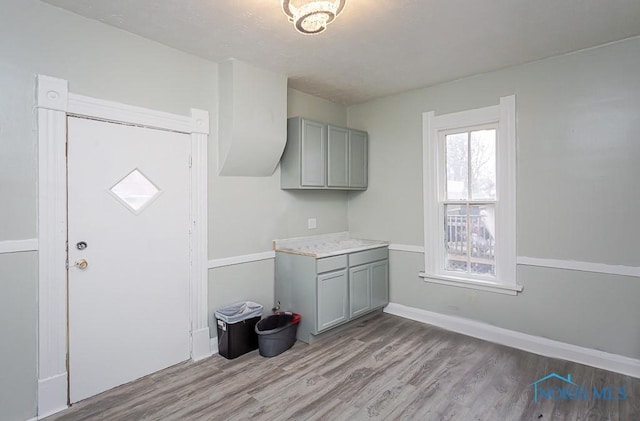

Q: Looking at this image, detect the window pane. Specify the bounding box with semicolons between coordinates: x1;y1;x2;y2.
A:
469;204;495;276
445;204;468;272
445;132;468;200
110;169;160;213
470;129;496;200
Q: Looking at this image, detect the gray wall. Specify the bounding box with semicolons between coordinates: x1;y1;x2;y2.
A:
0;253;38;421
207;88;349;335
347;36;640;359
1;1;214;419
4;1;638;419
288;89;348;127
1;1;349;419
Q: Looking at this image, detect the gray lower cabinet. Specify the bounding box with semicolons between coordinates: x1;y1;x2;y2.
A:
349;265;371;318
281;117;368;190
349;258;389;318
317;269;349;330
371;260;389;309
349;248;389;318
275;246;389;343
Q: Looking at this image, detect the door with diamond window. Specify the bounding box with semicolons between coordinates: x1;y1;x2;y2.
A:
67;117;191;403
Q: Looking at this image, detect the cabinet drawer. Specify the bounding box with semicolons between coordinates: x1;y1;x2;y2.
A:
317;255;348;273
349;247;388;267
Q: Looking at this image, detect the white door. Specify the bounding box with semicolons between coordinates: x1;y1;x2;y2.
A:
67;117;191;403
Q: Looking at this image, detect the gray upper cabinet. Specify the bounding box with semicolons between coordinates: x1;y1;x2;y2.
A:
300;119;326;187
349;129;368;188
327;125;349;187
281;117;368;190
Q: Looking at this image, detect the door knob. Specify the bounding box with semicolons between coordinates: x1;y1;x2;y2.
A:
74;259;88;270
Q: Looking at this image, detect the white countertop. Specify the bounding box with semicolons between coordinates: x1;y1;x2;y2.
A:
273;232;388;258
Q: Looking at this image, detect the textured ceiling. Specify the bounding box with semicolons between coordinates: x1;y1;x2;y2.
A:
41;0;640;105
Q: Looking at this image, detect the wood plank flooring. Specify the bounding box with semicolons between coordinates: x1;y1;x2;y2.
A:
46;314;639;420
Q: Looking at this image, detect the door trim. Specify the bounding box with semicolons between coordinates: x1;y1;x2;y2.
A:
36;74;211;418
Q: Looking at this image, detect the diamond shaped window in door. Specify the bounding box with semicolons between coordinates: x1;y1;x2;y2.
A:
109;169;161;214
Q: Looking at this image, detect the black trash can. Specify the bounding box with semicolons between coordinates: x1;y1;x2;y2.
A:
215;301;263;359
255;312;301;357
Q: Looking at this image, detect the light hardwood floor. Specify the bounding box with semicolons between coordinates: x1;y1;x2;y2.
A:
47;314;639;420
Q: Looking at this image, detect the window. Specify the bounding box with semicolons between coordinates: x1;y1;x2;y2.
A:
443;126;497;276
421;95;521;295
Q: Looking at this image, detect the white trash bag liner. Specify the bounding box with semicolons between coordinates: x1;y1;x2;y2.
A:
214;301;263;324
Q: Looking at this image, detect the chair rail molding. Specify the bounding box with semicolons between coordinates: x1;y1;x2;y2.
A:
388;243;425;254
36;74;211;417
208;251;276;269
517;256;640;278
0;238;38;254
387;243;640;278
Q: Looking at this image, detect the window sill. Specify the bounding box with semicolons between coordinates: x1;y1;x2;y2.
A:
418;272;523;296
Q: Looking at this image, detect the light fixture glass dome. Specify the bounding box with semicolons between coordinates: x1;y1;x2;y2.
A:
281;0;347;35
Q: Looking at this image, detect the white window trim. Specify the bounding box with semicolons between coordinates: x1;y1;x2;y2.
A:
420;95;522;295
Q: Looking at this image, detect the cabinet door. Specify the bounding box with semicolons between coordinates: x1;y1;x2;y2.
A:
317;269;348;331
327;125;349;187
371;260;389;309
301;119;326;187
349;130;368;188
349;265;371;318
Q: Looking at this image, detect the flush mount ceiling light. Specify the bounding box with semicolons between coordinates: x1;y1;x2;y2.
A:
281;0;347;35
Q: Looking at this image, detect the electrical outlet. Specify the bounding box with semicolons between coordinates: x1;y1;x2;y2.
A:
308;218;317;229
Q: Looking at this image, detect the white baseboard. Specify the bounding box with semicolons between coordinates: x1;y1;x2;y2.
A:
210;337;219;355
208;251;275;269
25;417;38;421
384;302;640;379
37;373;68;419
191;328;213;361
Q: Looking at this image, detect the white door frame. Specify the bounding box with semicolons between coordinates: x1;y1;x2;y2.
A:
36;74;211;418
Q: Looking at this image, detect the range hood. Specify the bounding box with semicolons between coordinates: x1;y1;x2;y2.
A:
218;59;288;176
